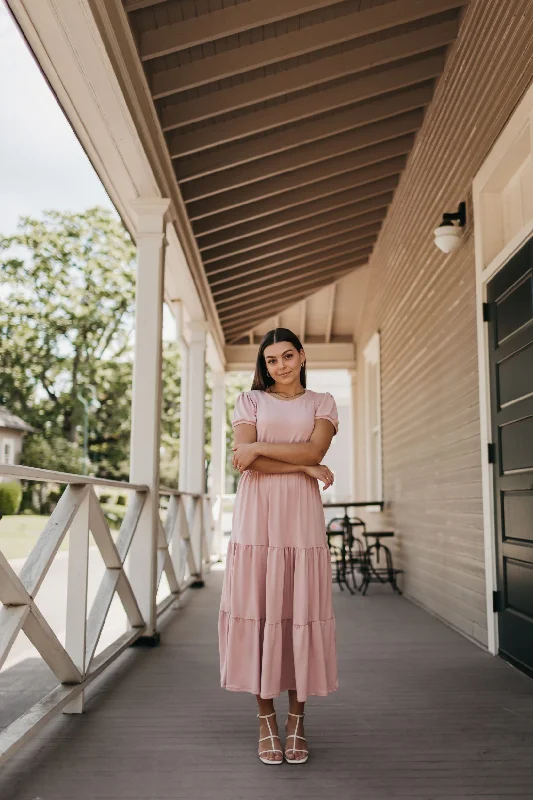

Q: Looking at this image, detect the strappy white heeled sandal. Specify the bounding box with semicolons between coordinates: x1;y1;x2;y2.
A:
257;711;283;765
284;711;309;764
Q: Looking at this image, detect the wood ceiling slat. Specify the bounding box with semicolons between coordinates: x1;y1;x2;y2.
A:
174;83;434;178
217;258;368;313
186;136;413;221
212;235;376;294
181;110;423;202
202;196;391;264
164;53;444;151
220;261;365;326
140;0;348;59
152;0;466;96
124;0;168;11
203;199;392;266
120;0;465;344
222;266;359;340
163;21;457;128
196;179;398;249
204;212;385;273
192;158;405;236
211;237;377;293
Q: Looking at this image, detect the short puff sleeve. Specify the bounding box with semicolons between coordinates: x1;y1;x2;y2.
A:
232;392;257;429
315;391;338;435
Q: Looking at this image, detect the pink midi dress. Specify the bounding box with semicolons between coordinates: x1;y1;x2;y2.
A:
218;389;339;702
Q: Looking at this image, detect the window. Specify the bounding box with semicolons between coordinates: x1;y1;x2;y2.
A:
363;333;382;503
2;438;15;466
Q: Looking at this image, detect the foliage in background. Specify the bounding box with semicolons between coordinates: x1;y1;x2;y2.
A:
0;481;23;515
160;340;181;488
22;433;85;475
0;207;182;485
0;208;136;446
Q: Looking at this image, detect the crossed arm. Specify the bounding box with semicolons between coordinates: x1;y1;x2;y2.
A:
232;419;336;487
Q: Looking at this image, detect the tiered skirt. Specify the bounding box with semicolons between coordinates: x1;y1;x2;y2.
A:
218;471;338;701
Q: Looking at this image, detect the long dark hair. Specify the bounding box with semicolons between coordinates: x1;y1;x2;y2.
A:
251;328;306;391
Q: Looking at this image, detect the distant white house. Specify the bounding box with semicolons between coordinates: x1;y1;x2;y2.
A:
0;406;34;474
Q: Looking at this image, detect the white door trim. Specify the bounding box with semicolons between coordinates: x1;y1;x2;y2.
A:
473;79;533;656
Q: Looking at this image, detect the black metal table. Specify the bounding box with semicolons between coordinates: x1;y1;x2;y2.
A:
322;501;385;513
322;500;402;594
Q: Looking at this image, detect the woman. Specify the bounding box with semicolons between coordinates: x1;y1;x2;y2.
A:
218;328;339;765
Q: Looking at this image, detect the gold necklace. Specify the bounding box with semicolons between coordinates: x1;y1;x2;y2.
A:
267;388;306;400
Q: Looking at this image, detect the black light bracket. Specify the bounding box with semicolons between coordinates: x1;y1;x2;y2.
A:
439;201;466;228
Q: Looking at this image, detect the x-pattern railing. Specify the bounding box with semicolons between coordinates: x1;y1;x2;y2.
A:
156;488;213;614
0;465;214;765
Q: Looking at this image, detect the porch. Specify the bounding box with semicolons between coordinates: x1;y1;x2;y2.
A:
2;569;533;799
1;0;533;791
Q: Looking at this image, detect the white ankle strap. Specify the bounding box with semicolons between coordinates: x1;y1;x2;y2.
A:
258;711;282;757
287;712;305;718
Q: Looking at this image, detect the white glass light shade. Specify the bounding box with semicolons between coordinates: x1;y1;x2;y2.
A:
434;225;463;253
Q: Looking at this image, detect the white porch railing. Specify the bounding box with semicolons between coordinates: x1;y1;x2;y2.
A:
0;465;213;765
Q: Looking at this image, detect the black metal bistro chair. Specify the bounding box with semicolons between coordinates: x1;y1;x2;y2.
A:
360;531;403;595
326;516;367;593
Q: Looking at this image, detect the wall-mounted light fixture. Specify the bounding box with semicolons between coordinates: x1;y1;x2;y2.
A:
434;201;466;253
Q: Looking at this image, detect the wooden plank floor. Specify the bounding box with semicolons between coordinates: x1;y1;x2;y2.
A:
1;567;533;799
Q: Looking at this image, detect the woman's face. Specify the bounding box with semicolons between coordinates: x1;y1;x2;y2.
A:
263;341;305;386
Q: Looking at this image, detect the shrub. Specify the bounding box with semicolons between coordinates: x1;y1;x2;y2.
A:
103;504;126;530
0;481;23;515
100;493;111;504
116;495;127;506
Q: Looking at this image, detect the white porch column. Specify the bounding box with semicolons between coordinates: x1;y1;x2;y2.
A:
172;300;190;492
210;371;227;557
128;197;169;640
186;320;208;582
349;369;359;500
186;320;208;494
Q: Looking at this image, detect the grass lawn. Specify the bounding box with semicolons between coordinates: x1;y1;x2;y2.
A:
0;514;69;561
0;504;127;561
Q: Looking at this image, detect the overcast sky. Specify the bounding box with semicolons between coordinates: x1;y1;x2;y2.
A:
0;5;180;337
0;4;114;236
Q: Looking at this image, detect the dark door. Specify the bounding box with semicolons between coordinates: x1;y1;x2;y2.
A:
487;237;533;674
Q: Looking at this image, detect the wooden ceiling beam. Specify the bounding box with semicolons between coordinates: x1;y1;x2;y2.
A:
187;136;413;221
174;83;433;179
205;210;385;273
140;0;347;60
163;21;456;129
196;178;398;249
153;0;466;97
223;271;356;340
202;196;391;265
123;0;167;11
217;261;365;315
205;215;384;276
164;53;444;149
192;158;405;236
212;239;376;295
181;110;423;203
220;264;362;327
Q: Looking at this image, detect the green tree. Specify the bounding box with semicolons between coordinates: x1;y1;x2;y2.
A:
0;207;220;486
22;433;85;475
160;340;181;488
0;208;136;445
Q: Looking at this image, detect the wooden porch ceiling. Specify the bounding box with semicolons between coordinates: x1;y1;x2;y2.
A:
123;0;467;343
